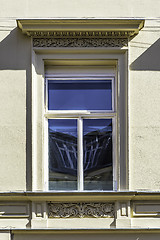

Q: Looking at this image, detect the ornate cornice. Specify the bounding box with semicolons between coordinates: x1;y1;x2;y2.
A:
48;202;114;218
17;19;144;48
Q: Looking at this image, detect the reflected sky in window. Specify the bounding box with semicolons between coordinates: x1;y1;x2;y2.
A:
49;119;77;137
83;119;112;135
48;80;112;110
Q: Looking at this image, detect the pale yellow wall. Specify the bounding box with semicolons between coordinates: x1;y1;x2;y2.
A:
129;20;160;190
0;232;10;240
0;0;160;18
0;0;160;191
0;25;31;191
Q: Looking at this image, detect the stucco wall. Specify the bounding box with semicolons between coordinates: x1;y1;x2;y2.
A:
0;0;160;191
0;0;160;18
0;22;31;191
129;19;160;190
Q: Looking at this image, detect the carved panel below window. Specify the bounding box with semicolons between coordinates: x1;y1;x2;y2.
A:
48;202;114;218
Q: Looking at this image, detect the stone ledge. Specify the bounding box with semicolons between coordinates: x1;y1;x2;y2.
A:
0;191;160;201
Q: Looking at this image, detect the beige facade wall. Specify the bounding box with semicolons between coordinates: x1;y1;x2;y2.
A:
0;0;159;18
0;26;31;191
0;0;160;239
129;19;160;190
0;0;160;191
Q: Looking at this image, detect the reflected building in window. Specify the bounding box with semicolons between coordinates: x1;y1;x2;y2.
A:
49;124;112;190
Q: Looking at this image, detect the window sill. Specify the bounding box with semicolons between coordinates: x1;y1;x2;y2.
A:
0;191;160;201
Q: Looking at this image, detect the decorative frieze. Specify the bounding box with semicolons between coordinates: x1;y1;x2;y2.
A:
30;30;132;48
33;38;128;48
48;202;114;218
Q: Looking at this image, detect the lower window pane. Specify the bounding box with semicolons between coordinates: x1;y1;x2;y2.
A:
83;119;112;190
48;119;77;190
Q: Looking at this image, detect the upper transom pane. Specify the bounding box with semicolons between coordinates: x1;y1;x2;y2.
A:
48;79;113;111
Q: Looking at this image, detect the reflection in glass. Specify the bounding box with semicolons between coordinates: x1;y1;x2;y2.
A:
48;80;112;110
83;119;112;190
49;119;77;190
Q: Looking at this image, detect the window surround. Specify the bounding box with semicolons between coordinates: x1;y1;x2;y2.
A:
17;18;144;192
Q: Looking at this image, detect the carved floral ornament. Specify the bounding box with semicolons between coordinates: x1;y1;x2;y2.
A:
48;202;114;218
17;19;145;48
33;37;128;48
31;31;131;48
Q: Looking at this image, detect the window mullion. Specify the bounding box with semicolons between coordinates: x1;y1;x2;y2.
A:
77;118;84;191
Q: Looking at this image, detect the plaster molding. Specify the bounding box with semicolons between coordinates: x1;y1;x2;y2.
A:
121;203;128;217
132;201;160;217
33;37;128;48
17;19;144;44
17;19;144;48
0;202;29;218
48;202;114;218
1;192;160;201
17;19;144;35
28;30;134;38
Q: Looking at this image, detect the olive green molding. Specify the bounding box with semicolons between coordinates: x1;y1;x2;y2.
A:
17;19;144;48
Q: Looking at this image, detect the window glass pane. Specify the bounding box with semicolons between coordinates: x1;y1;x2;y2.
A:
83;119;112;190
48;80;112;110
49;119;77;190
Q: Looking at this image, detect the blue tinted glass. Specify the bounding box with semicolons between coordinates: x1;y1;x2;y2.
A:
48;80;112;110
48;119;77;190
83;119;112;190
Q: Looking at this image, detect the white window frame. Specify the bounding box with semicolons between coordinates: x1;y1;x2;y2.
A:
31;50;128;192
45;74;117;191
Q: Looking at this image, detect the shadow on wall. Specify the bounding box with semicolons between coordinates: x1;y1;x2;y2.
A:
0;27;32;191
130;38;160;71
0;28;31;70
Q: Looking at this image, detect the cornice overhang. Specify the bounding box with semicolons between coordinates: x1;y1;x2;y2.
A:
17;18;144;37
17;19;144;48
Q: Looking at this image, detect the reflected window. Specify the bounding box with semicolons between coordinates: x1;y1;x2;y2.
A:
83;119;112;190
49;119;77;190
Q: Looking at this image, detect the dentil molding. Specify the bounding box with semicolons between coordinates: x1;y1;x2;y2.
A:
28;30;134;38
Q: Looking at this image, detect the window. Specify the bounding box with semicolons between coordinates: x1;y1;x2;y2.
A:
17;18;144;191
45;65;117;191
